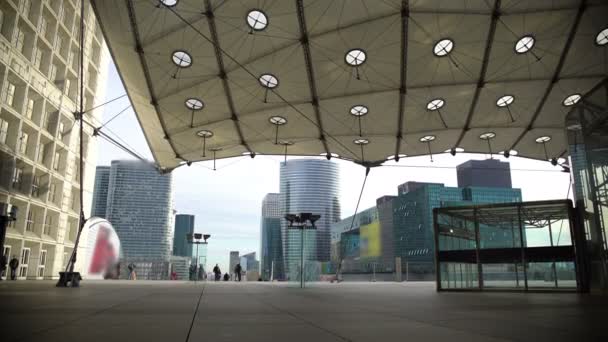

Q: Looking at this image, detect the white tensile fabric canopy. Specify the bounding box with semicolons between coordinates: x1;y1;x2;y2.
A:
91;0;608;171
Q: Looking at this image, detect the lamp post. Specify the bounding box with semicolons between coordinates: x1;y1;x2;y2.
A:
284;213;320;288
0;203;18;281
187;233;210;283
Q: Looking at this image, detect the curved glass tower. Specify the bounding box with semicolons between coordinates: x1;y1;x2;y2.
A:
280;159;340;276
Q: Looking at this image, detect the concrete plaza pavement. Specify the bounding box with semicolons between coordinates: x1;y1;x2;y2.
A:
0;280;606;341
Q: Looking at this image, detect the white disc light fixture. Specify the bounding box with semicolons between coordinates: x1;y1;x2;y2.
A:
433;39;454;57
246;9;268;31
563;94;581;106
172;50;192;68
515;35;535;54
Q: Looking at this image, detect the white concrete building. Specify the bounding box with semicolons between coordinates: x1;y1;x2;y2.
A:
0;0;109;279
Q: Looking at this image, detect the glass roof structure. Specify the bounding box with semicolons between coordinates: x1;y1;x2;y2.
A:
91;0;608;171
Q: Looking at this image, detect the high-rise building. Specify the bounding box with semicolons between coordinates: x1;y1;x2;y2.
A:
280;159;340;276
377;195;397;265
456;159;512;188
105;160;174;261
229;251;239;275
91;166;110;218
393;181;522;274
260;193;283;280
241;251;257;271
0;1;109;279
173;214;194;258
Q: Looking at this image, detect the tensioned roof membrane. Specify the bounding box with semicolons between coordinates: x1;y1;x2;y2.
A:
91;0;608;171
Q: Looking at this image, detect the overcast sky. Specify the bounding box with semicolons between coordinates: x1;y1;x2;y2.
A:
97;63;572;271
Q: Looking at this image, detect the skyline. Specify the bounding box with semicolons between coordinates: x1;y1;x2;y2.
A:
97;63;572;271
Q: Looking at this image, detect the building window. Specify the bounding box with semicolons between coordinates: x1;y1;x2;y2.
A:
31;176;39;197
18;132;29;155
48;183;56;203
26;209;34;232
53;152;60;171
43;215;52;235
13;28;25;53
12;168;23;190
64;79;70;95
0;118;8;145
37;143;45;163
25;98;34;119
19;0;31;19
58;122;65;140
33;46;43;69
49;64;57;82
55;36;63;53
5;83;16;107
39;17;47;37
19;248;30;278
38;250;47;277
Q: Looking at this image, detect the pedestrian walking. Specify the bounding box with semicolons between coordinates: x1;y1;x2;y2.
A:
9;256;19;280
128;262;137;280
234;263;242;282
213;264;221;281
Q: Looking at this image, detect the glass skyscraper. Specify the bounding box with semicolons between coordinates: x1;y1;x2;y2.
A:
393;182;522;274
104;160;174;261
173;214;194;258
280;159;340;275
91;166;110;218
260;193;283;280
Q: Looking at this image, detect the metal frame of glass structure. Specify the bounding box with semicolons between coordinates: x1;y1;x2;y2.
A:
433;200;588;292
566;79;608;293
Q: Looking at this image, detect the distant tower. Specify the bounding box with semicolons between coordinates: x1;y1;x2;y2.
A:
456;159;512;188
105;160;174;261
91;166;111;218
280;159;340;275
260;193;283;280
173;214;194;258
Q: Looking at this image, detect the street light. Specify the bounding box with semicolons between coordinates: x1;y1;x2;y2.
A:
284;213;321;288
187;233;210;282
0;203;18;281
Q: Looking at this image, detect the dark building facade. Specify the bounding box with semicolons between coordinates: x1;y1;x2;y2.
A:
173;214;194;258
393;182;522;275
456;159;512;188
260;193;284;280
91;166;111;218
377;195;397;265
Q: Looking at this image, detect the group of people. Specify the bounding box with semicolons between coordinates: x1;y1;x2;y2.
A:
1;255;21;281
212;263;243;282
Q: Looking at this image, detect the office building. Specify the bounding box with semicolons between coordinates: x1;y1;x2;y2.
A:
456;159;512;188
260;193;283;280
393;181;522;275
0;0;109;279
104;160;174;262
172;214;194;258
91;165;109;218
280;159;340;275
331;207;379;263
241;251;258;272
377;195;397;265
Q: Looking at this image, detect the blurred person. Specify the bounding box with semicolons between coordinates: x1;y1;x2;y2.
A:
9;256;19;280
128;262;137;280
234;263;242;282
213;264;221;281
223;272;230;281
